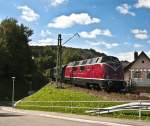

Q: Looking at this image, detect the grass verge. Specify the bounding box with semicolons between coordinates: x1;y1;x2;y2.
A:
16;83;150;121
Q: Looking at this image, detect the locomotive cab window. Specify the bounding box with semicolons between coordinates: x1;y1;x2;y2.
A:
80;66;85;71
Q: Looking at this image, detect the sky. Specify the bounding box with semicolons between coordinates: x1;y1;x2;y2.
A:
0;0;150;62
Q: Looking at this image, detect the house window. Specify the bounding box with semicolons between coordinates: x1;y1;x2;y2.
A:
147;72;150;79
133;71;141;79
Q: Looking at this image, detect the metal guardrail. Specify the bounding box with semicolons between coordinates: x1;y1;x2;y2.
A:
86;102;150;118
16;100;150;119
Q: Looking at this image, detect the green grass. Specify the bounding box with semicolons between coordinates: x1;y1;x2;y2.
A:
102;110;150;121
16;83;150;121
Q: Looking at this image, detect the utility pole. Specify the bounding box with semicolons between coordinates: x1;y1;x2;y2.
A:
11;76;15;107
56;33;80;88
56;34;62;88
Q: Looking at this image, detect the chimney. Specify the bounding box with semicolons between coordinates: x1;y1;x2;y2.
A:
134;51;138;61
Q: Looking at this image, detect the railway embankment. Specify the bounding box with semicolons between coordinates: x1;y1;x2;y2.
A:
16;83;150;121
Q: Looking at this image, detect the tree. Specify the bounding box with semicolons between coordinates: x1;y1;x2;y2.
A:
0;18;35;100
63;49;82;64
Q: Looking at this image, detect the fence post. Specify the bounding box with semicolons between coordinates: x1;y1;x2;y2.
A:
138;100;141;120
98;101;100;117
71;101;72;114
52;101;53;112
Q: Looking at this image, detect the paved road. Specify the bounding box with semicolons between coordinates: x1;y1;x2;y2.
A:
0;108;107;126
0;107;149;126
0;110;96;126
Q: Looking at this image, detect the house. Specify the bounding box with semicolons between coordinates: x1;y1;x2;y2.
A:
124;51;150;92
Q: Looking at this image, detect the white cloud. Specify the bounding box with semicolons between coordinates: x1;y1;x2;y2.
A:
131;29;149;40
133;43;143;48
29;38;57;46
135;0;150;8
48;13;100;29
86;41;119;49
17;5;40;22
104;42;119;49
135;34;148;39
123;42;143;48
51;0;66;6
40;30;51;37
117;52;134;62
85;41;101;46
116;3;135;16
117;51;150;62
79;29;112;39
147;50;150;57
62;33;74;36
124;42;130;45
94;48;108;54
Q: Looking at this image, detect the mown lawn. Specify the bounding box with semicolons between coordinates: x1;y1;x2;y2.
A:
102;110;150;121
16;83;150;121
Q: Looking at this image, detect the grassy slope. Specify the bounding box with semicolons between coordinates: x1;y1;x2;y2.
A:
22;84;102;101
16;83;150;121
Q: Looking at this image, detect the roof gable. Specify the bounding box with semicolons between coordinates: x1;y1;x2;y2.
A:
124;51;150;71
140;51;150;61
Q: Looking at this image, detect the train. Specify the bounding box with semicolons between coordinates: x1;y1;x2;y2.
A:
51;56;126;92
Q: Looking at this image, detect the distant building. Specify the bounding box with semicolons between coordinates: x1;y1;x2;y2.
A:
124;51;150;91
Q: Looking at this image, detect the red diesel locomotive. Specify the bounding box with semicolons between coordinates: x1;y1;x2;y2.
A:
51;56;125;92
63;56;125;92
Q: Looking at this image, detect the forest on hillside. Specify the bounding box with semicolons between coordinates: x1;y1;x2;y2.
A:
30;46;107;81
